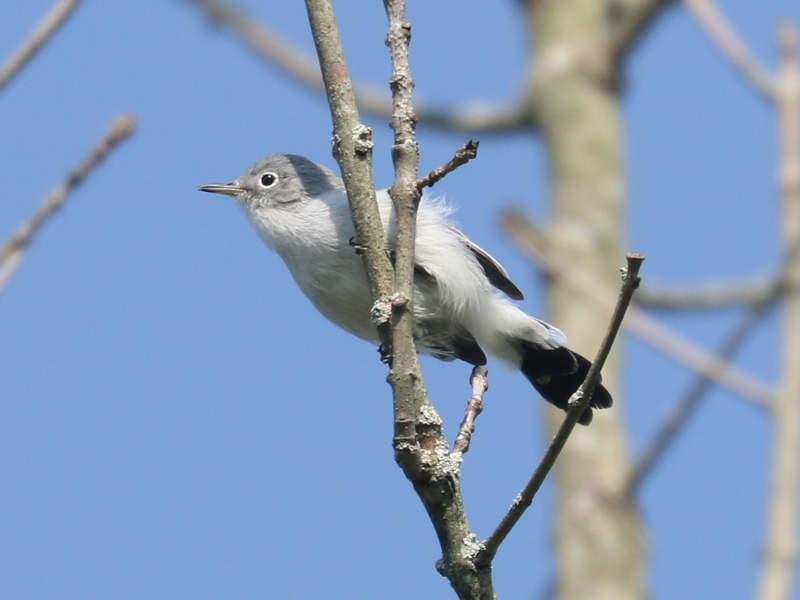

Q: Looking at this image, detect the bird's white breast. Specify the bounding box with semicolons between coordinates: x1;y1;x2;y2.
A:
253;190;379;341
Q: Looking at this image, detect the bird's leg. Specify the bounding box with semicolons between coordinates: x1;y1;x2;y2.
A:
378;342;394;366
348;236;367;255
350;236;396;266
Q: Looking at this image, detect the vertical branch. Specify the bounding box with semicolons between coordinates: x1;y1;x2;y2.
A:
306;3;492;597
382;3;494;598
303;0;394;351
382;0;423;442
757;22;800;600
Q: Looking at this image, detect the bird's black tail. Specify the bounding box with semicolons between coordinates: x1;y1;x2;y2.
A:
519;342;613;425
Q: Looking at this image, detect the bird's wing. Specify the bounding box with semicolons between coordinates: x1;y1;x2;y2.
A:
453;229;524;300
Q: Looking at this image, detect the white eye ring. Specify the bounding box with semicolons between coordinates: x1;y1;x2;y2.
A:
260;172;279;188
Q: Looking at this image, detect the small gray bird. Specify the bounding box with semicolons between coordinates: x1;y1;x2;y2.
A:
199;154;611;424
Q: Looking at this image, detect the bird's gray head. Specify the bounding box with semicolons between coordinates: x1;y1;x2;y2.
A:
198;154;343;213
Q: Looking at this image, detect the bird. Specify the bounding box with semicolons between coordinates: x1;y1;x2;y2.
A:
199;154;612;424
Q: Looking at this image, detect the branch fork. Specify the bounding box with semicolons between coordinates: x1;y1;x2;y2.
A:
306;2;643;597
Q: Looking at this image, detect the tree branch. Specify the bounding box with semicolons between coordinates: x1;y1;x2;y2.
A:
503;211;774;407
305;3;491;598
303;0;394;358
635;277;779;309
0;114;137;292
624;239;800;496
682;0;776;100
383;0;425;441
610;0;676;63
186;0;530;133
452;366;489;456
477;254;643;566
0;0;80;93
382;3;495;598
416;140;479;193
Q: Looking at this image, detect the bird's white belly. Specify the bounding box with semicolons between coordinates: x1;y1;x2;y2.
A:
287;252;378;342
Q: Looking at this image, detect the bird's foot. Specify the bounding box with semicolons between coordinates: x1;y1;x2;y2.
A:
348;236;367;255
378;343;393;366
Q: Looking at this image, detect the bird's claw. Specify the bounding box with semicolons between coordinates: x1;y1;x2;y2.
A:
348;236;366;255
378;343;393;366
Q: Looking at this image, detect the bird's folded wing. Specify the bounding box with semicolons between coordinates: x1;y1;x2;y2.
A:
454;229;524;300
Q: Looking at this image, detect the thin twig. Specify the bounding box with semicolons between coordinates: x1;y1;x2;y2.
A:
683;0;776;100
477;254;644;566
0;114;137;292
0;0;80;93
453;366;489;456
503;211;774;406
416;140;479;193
186;0;529;133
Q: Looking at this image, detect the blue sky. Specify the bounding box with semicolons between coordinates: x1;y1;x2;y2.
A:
1;1;798;598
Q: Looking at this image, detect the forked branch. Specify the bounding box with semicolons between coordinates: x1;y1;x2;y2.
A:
305;2;491;598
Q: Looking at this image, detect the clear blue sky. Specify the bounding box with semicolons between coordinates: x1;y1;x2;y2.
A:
1;1;797;598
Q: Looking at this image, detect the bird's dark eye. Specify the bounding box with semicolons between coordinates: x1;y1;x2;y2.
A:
260;172;278;187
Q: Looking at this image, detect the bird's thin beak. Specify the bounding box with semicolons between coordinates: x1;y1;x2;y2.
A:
198;183;244;197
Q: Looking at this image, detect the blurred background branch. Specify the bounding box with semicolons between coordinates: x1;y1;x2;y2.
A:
503;212;774;407
610;0;677;63
478;254;642;568
0;0;80;93
757;22;800;600
0;115;137;292
185;0;531;133
625;238;800;497
635;277;778;309
1;1;797;599
683;0;776;99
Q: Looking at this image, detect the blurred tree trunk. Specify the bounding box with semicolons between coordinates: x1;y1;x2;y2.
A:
758;24;800;600
522;2;646;599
